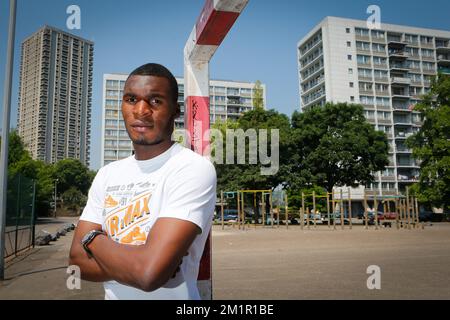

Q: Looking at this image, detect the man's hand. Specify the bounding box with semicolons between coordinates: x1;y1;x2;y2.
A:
171;252;189;279
68;220;112;282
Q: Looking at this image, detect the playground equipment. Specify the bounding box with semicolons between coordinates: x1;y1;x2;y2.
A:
219;187;423;234
220;190;274;229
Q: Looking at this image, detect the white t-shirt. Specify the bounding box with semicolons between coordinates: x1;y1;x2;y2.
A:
79;143;217;300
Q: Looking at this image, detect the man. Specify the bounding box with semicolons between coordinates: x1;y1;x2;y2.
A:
69;63;217;300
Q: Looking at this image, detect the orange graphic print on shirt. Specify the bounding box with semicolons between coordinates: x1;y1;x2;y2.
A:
104;195;119;208
120;226;147;245
104;191;152;245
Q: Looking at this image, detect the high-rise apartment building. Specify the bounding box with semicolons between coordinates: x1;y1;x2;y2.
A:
102;74;266;166
297;17;450;195
17;26;94;166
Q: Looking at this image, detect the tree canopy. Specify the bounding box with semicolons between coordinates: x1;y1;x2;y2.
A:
406;73;450;211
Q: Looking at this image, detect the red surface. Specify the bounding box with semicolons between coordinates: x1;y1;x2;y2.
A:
185;96;210;155
196;0;240;46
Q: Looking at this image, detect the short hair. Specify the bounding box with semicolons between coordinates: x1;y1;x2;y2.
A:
126;63;179;106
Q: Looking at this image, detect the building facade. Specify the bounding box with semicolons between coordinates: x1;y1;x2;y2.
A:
297;17;450;195
17;26;94;166
102;74;266;166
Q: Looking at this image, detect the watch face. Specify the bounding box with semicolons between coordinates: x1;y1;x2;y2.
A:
82;231;96;245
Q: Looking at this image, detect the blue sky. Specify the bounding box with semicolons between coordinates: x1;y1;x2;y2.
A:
1;0;449;170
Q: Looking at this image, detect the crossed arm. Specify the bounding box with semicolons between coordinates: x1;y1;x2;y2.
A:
68;217;199;292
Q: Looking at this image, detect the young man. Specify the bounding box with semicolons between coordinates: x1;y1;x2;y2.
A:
69;63;217;300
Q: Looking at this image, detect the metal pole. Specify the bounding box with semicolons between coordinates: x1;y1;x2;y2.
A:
364;191;368;230
327;192;330;228
340;189;344;230
221;191;224;230
270;192;273;229
0;0;17;280
374;194;379;230
348;188;352;230
285;194;288;229
312;191;317;228
54;179;58;218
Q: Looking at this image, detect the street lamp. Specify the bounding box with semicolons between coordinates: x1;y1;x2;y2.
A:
54;178;59;218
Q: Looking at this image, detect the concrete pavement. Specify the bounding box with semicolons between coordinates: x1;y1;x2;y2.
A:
1;220;450;299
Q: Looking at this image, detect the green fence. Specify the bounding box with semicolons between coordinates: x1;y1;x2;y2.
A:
4;174;36;258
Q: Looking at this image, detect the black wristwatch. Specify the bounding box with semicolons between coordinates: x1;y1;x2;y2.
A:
81;230;105;258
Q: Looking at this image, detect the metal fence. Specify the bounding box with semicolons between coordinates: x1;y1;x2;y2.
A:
4;174;36;258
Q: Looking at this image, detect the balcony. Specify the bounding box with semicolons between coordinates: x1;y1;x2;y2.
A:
387;38;407;49
438;66;450;74
393;118;412;126
392;103;412;112
391;77;411;86
397;161;419;168
390;62;410;72
391;91;410;100
395;132;413;139
388;49;408;60
437;54;450;67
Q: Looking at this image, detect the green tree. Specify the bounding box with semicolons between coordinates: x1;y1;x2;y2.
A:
62;187;87;211
3;130;55;216
252;80;264;109
53;158;94;195
212;108;290;192
406;73;450;211
287;102;389;193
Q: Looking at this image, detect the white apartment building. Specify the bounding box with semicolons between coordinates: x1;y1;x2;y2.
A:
102;74;266;166
297;16;450;196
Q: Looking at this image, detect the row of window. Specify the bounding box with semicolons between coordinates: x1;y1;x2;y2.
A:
353;28;440;46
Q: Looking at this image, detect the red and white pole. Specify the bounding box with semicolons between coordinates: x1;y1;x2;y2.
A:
184;0;249;300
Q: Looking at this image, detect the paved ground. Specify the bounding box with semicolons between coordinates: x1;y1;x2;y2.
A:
212;223;450;300
1;219;449;299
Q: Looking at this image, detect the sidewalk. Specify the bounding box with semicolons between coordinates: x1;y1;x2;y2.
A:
0;217;104;300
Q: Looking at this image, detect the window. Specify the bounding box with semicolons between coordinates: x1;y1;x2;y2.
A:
376;97;390;106
358;68;372;78
357;55;371;64
350;96;355;102
420;36;433;45
421;49;434;57
372;43;386;52
355;28;369;37
346;28;351;34
359;82;373;91
374;70;388;80
360;95;374;105
422;62;435;70
347;41;351;47
349;82;354;88
356;41;370;51
405;34;418;44
364;110;375;119
371;30;385;39
409;60;421;69
348;55;352;60
377;111;391;120
375;83;389;92
348;68;353;74
373;56;387;65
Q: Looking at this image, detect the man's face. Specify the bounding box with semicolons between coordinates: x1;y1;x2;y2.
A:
122;75;179;146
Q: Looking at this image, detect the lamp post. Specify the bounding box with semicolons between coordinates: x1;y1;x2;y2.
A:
54;179;59;218
0;0;17;281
